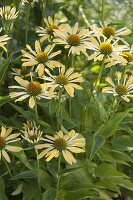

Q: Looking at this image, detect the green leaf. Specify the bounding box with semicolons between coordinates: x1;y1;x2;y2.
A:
101;108;133;138
11;170;36;180
0;55;12;84
97;180;120;193
22;180;41;200
42;188;56;200
9;103;35;120
11;184;23;195
58;189;99;200
115;179;133;191
13;151;34;170
112;135;133;151
96;98;108;122
95;163;127;179
0;96;11;106
0;177;8;200
89;133;105;161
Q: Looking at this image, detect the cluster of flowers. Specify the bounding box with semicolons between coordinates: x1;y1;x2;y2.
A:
0;122;85;165
0;1;133;165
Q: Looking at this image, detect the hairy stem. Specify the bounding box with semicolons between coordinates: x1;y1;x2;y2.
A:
35;148;41;192
55;153;62;200
25;5;31;45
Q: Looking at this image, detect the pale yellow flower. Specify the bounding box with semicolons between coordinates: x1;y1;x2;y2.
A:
87;35;128;67
43;65;84;97
9;76;54;108
36;130;85;165
53;23;91;56
21;41;62;76
22;0;37;5
36;16;65;43
21;121;43;144
102;72;133;102
121;44;133;65
0;6;19;21
0;126;22;163
0;34;10;52
90;21;131;39
11;66;33;78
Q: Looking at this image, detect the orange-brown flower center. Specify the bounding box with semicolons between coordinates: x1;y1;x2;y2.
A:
115;84;127;96
55;75;69;85
27;81;42;96
0;136;6;150
102;27;115;38
100;42;113;55
36;52;48;63
122;52;133;62
54;138;67;150
47;25;58;36
67;34;80;46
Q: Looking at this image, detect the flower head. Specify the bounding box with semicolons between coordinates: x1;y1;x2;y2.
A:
21;121;43;144
91;21;131;39
36;130;85;165
102;72;133;102
87;35;128;67
9;76;54;108
0;34;10;52
121;44;133;65
43;66;84;97
21;41;62;76
0;6;19;21
22;0;37;5
36;16;65;43
11;66;33;78
0;126;22;162
53;23;91;56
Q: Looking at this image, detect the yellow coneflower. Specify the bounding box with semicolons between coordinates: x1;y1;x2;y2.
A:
0;6;19;21
0;34;10;52
21;40;62;76
9;75;54;108
0;126;22;163
102;72;133;102
43;65;84;97
91;21;131;39
121;44;133;65
21;121;43;144
87;35;128;67
36;130;85;165
21;0;37;5
53;23;91;56
36;16;66;43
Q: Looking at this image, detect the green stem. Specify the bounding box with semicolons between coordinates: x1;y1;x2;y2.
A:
35;148;41;192
35;97;38;121
55;153;62;200
129;0;133;35
57;88;63;129
3;158;13;178
25;5;31;45
101;0;105;24
41;0;47;20
81;104;88;132
71;54;75;68
93;57;105;92
111;98;121;119
69;96;72;118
